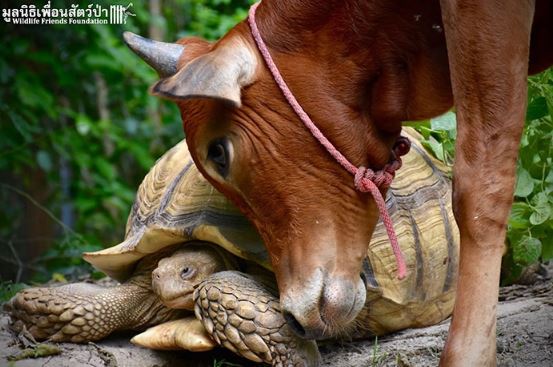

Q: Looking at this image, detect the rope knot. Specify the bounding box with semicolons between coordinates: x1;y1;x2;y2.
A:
354;164;397;192
354;167;374;192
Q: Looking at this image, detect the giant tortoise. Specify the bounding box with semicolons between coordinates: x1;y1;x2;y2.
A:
7;127;459;365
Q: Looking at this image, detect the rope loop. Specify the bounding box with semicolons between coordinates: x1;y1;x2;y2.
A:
354;167;373;192
355;160;402;192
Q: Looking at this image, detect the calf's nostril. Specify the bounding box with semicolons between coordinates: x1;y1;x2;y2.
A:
283;311;306;338
360;271;368;288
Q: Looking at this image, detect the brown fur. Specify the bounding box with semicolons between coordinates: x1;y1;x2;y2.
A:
160;0;552;365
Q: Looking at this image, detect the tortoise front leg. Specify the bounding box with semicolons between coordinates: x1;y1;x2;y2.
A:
6;279;183;343
131;317;217;351
194;271;320;367
438;1;534;366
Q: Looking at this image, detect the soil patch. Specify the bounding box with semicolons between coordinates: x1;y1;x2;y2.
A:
1;279;551;366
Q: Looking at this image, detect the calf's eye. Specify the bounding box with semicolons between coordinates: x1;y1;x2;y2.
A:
207;138;231;177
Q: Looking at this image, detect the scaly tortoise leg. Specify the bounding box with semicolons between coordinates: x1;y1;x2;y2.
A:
194;271;320;367
5;278;183;343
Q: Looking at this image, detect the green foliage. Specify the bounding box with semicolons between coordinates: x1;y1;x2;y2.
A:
0;0;253;282
7;344;61;361
408;111;456;166
504;70;553;282
412;69;553;284
174;0;252;40
0;281;27;303
370;336;389;367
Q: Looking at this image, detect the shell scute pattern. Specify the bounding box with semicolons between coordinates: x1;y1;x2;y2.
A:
364;129;459;323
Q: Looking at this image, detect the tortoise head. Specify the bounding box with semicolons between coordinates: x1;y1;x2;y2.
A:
124;26;394;339
152;243;231;310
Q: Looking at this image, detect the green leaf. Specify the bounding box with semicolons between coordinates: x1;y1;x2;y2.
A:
519;132;529;147
529;192;552;225
0;58;14;83
509;202;531;229
8;111;35;142
36;150;53;172
514;167;534;198
94;158;116;181
542;240;553;261
545;169;553;184
526;96;548;121
430;111;457;138
51;273;68;283
85;53;121;72
14;77;55;116
421;136;445;161
512;236;542;266
75;197;97;213
404;119;430;129
0;282;27;303
76;115;92;136
415;126;432;139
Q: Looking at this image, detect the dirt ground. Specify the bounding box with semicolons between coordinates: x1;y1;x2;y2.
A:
319;279;553;367
1;278;551;367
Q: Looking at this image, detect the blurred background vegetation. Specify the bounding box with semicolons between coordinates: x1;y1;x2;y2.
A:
0;0;551;295
0;0;253;289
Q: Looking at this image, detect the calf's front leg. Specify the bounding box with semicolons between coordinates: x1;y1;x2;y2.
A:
438;1;534;366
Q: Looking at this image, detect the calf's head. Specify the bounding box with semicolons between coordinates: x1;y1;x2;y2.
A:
124;25;399;339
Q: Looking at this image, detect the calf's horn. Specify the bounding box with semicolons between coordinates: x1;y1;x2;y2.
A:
123;32;184;77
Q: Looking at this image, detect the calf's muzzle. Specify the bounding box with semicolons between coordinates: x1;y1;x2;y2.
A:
279;267;367;340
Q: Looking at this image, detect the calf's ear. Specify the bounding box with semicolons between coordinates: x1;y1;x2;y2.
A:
150;36;258;108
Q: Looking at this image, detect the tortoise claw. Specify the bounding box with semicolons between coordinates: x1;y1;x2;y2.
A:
131;317;216;352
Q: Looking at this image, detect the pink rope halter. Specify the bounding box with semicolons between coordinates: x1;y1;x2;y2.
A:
248;2;408;279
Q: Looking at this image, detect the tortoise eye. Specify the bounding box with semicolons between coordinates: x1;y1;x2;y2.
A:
181;267;196;280
207;138;231;177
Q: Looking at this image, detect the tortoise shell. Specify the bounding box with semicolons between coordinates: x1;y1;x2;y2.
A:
83;127;459;323
83;139;266;281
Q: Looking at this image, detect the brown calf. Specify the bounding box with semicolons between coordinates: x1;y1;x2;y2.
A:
125;0;553;365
